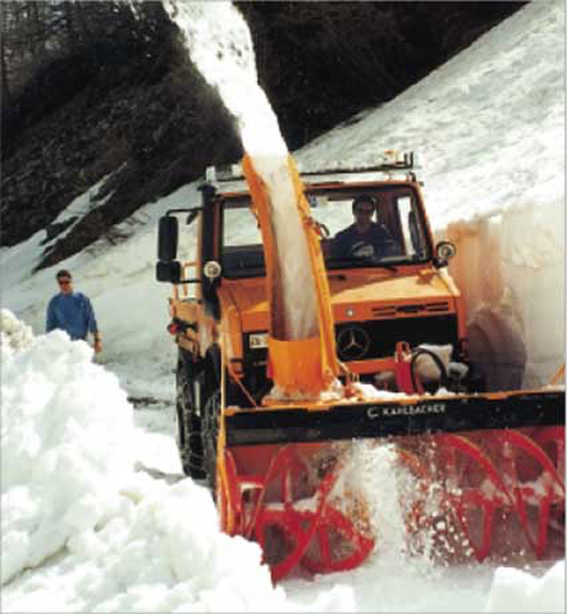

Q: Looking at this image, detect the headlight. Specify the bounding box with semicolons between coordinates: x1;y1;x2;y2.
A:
249;332;268;349
203;260;222;279
435;241;457;261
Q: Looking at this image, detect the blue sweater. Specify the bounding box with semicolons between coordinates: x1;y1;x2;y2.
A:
46;292;98;340
333;223;401;260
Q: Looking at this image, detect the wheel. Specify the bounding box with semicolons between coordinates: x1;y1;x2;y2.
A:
176;351;205;479
202;389;221;492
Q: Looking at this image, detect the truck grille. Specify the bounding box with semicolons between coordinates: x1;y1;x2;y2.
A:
372;301;451;318
335;315;459;362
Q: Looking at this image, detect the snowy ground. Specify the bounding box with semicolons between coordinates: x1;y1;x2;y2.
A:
1;0;564;611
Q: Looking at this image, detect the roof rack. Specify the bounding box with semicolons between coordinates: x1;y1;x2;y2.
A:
301;151;418;176
204;150;419;183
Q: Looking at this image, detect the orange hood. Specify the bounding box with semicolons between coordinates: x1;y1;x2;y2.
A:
328;267;459;321
220;266;459;332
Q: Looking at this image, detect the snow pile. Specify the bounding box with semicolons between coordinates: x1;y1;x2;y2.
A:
0;312;294;611
1;309;34;358
164;0;319;340
447;205;564;389
4;475;293;612
485;561;565;613
1;312;135;585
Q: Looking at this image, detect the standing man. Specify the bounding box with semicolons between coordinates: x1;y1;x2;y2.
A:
46;269;102;353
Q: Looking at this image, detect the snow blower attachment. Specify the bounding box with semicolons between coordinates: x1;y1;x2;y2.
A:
156;150;565;582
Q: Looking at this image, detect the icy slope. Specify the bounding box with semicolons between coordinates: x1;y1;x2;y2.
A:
298;0;563;227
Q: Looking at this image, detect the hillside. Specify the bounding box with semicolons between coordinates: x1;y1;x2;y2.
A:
2;1;522;266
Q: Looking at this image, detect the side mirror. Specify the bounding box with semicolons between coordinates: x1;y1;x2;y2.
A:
158;216;178;261
433;241;457;268
156;261;182;283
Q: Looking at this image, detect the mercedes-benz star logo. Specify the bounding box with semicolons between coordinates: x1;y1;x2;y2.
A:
337;325;371;361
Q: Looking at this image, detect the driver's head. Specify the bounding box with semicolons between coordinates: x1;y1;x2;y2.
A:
352;195;376;220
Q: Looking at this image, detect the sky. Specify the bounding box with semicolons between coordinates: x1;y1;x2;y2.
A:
1;0;565;611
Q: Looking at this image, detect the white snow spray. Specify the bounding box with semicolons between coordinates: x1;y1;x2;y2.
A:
337;441;439;578
343;442;408;555
163;0;319;340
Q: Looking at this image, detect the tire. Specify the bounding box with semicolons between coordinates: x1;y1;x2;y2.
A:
202;389;221;493
176;352;205;479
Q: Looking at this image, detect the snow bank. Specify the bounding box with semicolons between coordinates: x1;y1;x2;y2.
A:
1;309;34;357
445;199;564;389
0;311;294;611
485;561;565;613
1;309;135;585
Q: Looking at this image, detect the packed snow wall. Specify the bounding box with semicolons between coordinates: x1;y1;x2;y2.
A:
444;200;564;389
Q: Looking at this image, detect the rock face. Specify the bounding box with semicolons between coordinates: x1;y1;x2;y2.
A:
1;2;242;265
1;2;522;267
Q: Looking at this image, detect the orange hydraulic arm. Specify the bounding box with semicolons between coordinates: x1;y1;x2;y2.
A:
242;154;339;397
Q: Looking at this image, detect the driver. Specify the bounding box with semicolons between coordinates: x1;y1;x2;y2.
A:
333;195;400;260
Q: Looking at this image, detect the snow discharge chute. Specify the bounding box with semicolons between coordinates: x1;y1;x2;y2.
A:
159;0;565;583
242;153;339;398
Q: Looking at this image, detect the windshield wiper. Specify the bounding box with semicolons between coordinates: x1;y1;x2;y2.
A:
325;257;398;272
367;260;397;272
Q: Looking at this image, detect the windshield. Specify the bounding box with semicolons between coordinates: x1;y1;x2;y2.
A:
221;186;430;278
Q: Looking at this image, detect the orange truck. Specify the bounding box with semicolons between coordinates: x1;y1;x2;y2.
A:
156;150;564;581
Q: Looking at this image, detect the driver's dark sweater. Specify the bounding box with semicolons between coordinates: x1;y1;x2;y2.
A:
333;223;399;259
